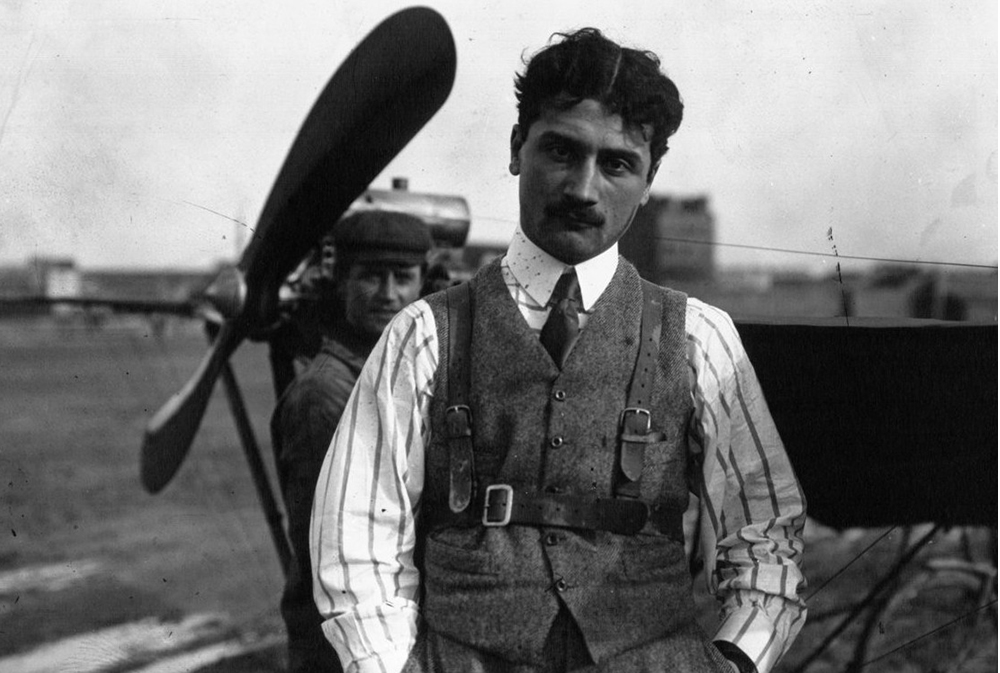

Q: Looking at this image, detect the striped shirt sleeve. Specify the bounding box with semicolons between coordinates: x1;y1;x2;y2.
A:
686;297;808;673
309;300;438;673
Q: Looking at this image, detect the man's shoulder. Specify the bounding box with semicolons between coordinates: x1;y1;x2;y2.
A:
683;296;749;362
684;295;733;325
615;258;689;304
270;352;359;434
376;299;440;360
280;352;359;410
390;296;437;327
640;276;688;304
420;284;451;312
417;268;490;321
685;295;737;320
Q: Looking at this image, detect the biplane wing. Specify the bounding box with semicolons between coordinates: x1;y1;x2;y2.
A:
735;317;997;530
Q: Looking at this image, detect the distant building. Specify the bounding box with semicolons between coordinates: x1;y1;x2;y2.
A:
940;270;998;321
40;258;82;299
80;267;214;304
849;266;998;322
0;257;215;321
665;272;848;320
0;256;81;299
0;257;83;316
619;195;715;284
0;265;39;299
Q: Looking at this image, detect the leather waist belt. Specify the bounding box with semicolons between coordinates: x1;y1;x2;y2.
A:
425;484;684;541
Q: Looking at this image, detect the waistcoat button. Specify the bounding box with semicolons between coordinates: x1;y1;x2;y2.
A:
553;389;566;401
544;533;559;546
550;435;564;447
554;578;568;592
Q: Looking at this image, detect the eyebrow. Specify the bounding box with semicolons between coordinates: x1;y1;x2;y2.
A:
536;130;645;167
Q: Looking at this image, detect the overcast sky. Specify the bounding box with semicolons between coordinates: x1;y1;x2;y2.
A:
1;1;996;275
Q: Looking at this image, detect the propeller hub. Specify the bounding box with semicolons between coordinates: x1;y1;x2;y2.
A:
202;267;246;320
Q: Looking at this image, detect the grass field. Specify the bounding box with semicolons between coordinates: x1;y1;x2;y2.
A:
0;317;995;672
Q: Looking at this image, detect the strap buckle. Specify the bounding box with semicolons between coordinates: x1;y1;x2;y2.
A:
445;404;473;438
482;484;514;527
620;407;651;434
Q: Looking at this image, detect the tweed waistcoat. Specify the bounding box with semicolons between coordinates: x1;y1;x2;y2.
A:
420;258;701;666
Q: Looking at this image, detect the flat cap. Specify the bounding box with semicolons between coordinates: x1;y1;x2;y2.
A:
332;209;433;265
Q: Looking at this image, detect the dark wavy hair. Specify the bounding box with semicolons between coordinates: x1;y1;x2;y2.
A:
514;28;684;176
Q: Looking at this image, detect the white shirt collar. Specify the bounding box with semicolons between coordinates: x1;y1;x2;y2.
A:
504;227;619;311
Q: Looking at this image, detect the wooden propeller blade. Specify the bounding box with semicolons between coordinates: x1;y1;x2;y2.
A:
141;321;246;492
140;7;457;493
237;6;457;325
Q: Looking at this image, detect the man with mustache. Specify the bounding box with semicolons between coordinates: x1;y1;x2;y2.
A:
310;29;806;673
271;208;432;673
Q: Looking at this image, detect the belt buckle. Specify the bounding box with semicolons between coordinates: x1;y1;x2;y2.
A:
482;484;513;527
620;407;651;434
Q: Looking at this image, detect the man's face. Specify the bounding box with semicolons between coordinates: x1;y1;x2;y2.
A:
511;99;657;265
340;262;423;339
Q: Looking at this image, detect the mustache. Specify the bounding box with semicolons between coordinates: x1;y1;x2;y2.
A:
544;202;605;226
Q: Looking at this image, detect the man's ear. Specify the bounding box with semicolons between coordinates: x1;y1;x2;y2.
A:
641;160;661;205
509;124;524;175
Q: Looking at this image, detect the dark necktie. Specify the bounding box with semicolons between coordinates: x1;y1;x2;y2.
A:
540;270;582;369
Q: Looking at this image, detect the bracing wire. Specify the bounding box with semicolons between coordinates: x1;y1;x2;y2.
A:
861;600;999;669
470;214;998;270
652;236;999;270
806;526;898;601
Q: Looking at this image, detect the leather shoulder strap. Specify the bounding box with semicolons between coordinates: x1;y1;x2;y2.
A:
444;282;475;513
615;279;664;499
445;282;472;408
630;280;664;409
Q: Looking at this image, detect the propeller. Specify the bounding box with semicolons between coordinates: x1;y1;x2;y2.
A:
140;7;457;493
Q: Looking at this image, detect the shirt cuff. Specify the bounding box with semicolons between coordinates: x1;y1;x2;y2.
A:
347;647;411;673
714;607;780;673
321;600;419;673
713;640;757;673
